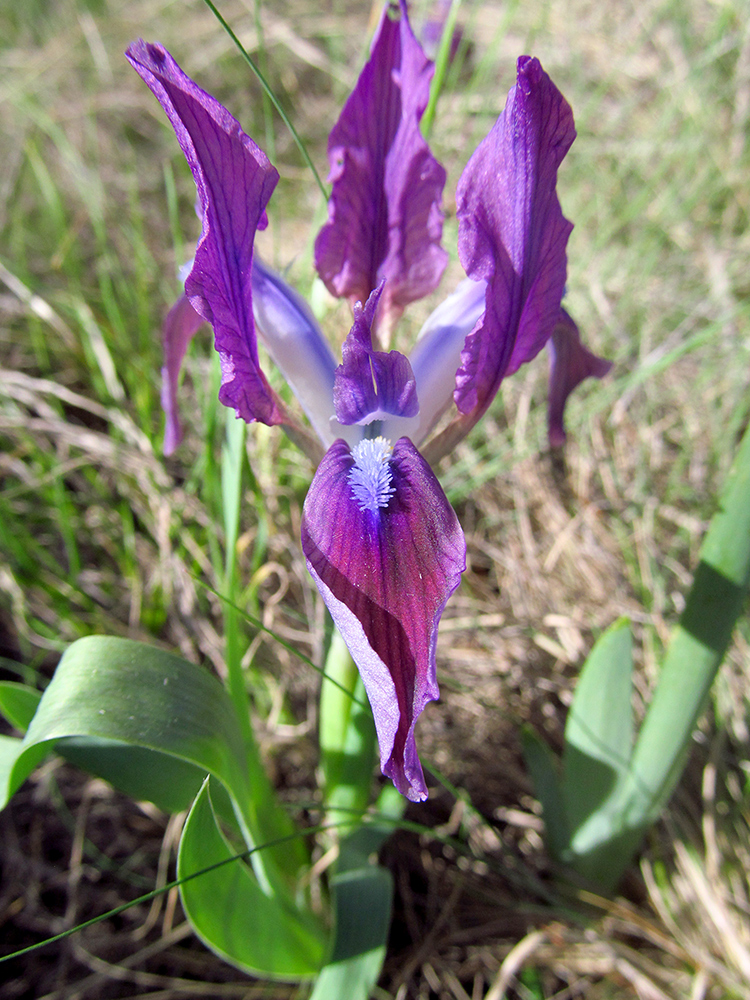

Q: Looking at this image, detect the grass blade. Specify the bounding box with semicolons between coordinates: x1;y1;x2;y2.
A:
422;0;462;138
201;0;328;199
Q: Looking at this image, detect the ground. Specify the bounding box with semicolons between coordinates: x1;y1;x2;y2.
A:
1;0;749;996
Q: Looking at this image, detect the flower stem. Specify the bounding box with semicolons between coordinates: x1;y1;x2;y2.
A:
319;629;377;835
221;411;252;746
220;410;307;879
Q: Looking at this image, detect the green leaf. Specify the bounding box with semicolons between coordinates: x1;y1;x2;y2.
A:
0;735;28;805
0;681;42;732
564;619;633;780
309;825;394;1000
626;419;750;826
1;636;248;814
422;0;462;137
521;726;569;861
562;618;633;854
60;738;205;814
0;635;325;968
321;645;378;834
309;868;392;1000
177;778;326;980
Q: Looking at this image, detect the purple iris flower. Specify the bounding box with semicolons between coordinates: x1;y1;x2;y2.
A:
126;0;610;802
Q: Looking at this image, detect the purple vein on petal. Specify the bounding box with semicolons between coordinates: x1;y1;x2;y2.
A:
126;41;284;427
454;55;576;423
333;283;418;426
314;0;448;331
301;437;465;801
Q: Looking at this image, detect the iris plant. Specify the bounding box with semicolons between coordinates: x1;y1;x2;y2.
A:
127;0;610;803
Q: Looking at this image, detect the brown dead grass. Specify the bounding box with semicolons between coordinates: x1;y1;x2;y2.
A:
1;0;750;997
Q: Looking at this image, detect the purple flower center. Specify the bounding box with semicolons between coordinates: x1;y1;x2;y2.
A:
348;436;395;512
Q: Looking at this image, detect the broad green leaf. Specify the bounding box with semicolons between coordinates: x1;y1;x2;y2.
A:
0;681;42;732
562;618;633;850
177;778;327;980
1;635;308;891
0;677;203;812
626;418;750;827
0;636;246;814
564;619;633;778
60;738;205;814
309;867;392;1000
0;735;28;805
557;421;750;889
309;825;394;1000
521;726;569;861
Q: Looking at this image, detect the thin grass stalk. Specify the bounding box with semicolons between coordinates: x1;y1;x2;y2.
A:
201;0;327;199
252;0;276;168
422;0;462;138
0;821;339;967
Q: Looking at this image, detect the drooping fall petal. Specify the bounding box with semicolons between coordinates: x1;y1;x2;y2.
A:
455;55;576;423
314;0;448;334
301;437;465;801
126;41;284;427
161;293;205;455
333;284;418;426
547;308;612;447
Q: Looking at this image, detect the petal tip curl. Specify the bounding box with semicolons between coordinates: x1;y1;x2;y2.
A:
547;308;612;446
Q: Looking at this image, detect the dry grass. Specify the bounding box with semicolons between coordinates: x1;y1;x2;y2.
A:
1;0;749;996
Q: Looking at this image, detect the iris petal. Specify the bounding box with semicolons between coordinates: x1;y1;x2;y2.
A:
455;55;576;422
251;259;339;447
333;284;418;426
161;293;205;455
301;437;466;801
382;278;487;447
314;0;448;335
547;308;612;446
126;41;284;427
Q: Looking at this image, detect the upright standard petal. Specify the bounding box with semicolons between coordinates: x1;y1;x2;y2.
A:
301;437;465;801
455;56;576;423
314;0;448;337
547;309;612;447
126;41;284;427
161;293;205;455
333;284;418;426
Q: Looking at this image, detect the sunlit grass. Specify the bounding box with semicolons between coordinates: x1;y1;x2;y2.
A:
1;0;749;995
